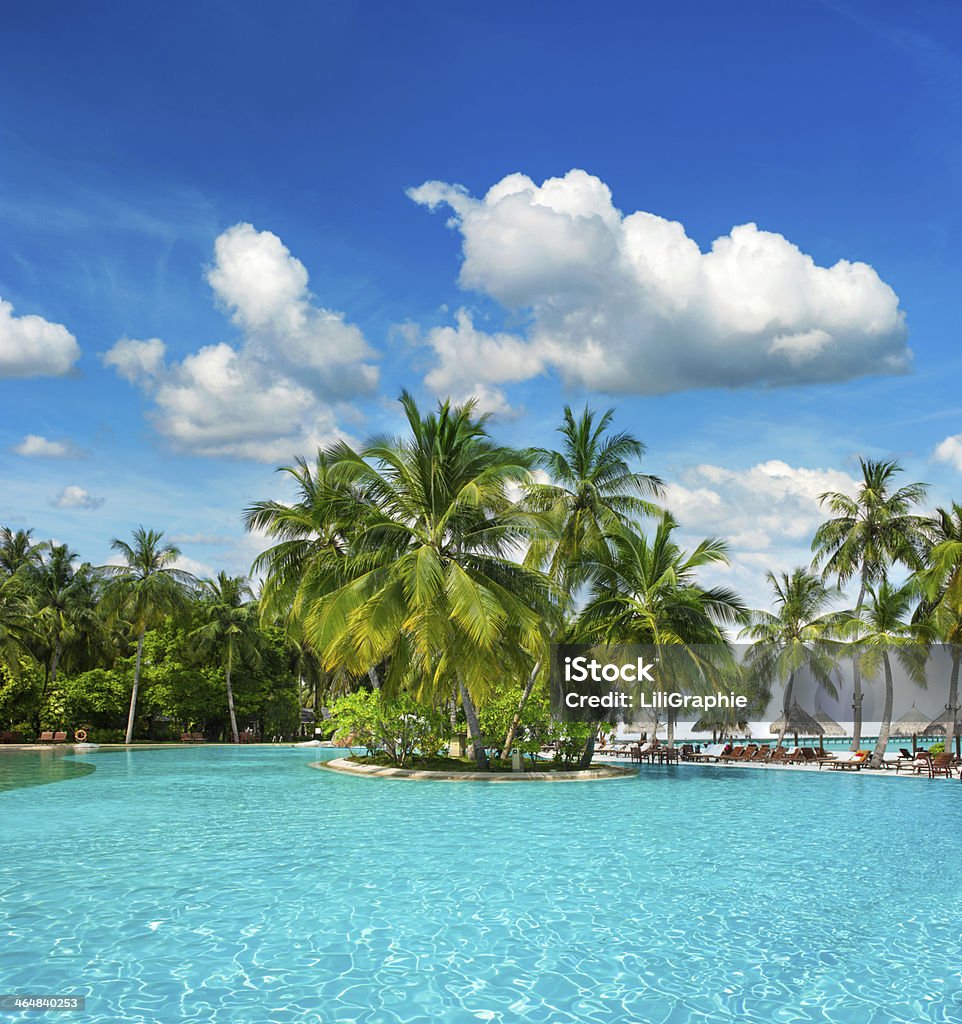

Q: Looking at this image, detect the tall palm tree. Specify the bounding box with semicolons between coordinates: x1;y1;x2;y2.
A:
525;405;662;590
191;573;260;743
27;545;94;687
0;572;34;678
0;527;47;576
742;569;841;747
841;582;928;768
914;502;962;757
500;406;662;760
272;392;550;769
99;528;195;744
245;453;383;691
811;458;928;750
26;546;104;730
578;515;747;748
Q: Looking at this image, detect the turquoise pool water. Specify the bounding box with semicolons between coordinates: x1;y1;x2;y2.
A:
2;747;961;1023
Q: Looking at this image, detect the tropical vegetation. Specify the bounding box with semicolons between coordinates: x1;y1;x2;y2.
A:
1;395;958;766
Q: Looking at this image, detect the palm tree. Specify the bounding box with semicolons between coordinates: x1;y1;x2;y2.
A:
245;453;383;691
0;527;46;576
191;573;260;743
0;572;34;678
742;569;841;747
28;545;96;688
270;392;550;769
812;458;928;750
500;406;662;760
914;502;962;758
99;528;195;744
26;546;104;731
841;582;928;768
578;515;747;748
525;405;662;590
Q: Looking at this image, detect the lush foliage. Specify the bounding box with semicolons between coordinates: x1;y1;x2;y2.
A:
2;396;958;763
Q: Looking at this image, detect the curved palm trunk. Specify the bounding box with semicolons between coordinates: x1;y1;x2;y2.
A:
946;646;960;760
125;630;146;745
367;666;381;691
777;671;795;747
35;634;63;733
457;679;488;769
870;652;894;768
225;648;239;744
500;659;541;760
49;634;63;688
577;725;597;769
850;580;867;751
666;709;676;746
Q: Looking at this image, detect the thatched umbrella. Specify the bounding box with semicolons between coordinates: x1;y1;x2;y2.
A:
922;707;961;757
813;708;846;738
769;702;824;748
890;703;932;754
629;706;660;741
693;713;751;742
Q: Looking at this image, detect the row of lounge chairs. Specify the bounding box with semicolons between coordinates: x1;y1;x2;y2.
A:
624;741;959;777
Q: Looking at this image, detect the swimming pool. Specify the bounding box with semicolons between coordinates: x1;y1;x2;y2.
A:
2;747;960;1023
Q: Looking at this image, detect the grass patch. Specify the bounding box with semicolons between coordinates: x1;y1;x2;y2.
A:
346;754;600;773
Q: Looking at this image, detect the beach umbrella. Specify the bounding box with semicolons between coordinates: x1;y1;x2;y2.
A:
890;703;932;754
629;706;660;740
692;713;750;742
813;708;845;742
922;707;961;757
769;702;824;748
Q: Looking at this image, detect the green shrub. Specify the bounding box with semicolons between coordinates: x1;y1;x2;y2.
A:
328;691;451;767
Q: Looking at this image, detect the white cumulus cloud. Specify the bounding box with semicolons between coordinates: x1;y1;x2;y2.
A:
408;169;911;399
103;224;377;461
13;434;85;458
0;297;81;378
102;337;166;384
420;309;545;415
662;460;860;610
934;434;962;472
52;485;104;510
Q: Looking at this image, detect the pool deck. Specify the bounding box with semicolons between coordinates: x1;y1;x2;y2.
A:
312;757;637;782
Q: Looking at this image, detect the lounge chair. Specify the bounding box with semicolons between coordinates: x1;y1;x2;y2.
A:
898;752;931;774
53;731;67;743
720;745;745;762
38;731;54;743
688;742;727;762
749;746;772;762
823;750;868;771
929;753;955;779
767;747;789;764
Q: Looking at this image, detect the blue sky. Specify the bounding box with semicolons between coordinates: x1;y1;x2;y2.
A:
2;0;961;606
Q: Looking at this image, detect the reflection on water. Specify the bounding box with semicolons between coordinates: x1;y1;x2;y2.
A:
0;750;96;792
